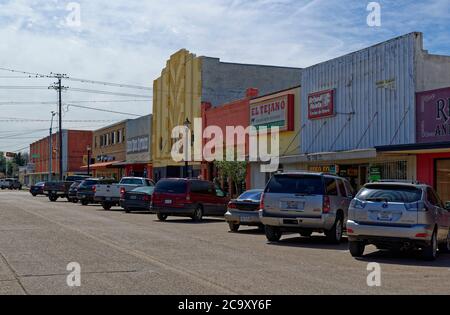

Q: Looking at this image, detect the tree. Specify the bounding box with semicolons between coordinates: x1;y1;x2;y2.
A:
214;160;247;197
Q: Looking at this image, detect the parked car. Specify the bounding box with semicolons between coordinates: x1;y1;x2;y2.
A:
347;181;450;261
259;172;354;244
151;178;229;222
1;178;22;190
225;189;264;232
68;181;83;203
44;175;91;202
122;186;155;213
94;177;154;210
30;182;45;196
77;178;116;206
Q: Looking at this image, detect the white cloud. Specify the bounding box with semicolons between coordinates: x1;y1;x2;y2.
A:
0;0;448;152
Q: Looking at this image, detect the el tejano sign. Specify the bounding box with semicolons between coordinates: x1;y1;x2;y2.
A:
250;94;294;131
417;87;450;143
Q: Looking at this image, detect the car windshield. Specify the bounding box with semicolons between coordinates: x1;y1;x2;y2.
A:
36;182;45;186
120;178;143;185
132;186;155;194
357;185;423;203
266;175;324;195
81;180;98;187
155;180;187;194
238;190;263;201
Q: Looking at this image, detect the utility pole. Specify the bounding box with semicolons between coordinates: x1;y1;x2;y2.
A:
49;111;56;181
49;74;68;181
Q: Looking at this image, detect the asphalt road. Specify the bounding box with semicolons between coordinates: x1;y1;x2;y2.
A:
1;190;450;295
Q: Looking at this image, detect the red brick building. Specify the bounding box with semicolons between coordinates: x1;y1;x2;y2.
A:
27;130;93;184
200;88;258;195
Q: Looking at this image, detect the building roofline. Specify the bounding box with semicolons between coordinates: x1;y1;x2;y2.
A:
250;85;301;101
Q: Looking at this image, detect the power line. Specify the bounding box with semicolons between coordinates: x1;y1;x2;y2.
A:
65;103;143;117
0;117;121;123
67;87;151;98
66;77;152;91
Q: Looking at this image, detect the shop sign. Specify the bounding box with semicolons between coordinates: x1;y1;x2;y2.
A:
127;136;149;153
416;87;450;143
369;166;382;182
250;94;294;131
308;165;339;175
308;89;335;120
5;152;16;158
31;153;40;159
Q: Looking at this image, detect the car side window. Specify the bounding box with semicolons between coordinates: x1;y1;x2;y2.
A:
427;188;439;206
337;180;346;197
344;180;355;197
325;178;338;196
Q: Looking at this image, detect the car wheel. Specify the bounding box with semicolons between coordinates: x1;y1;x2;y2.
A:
72;198;78;204
192;206;203;222
32;193;37;197
157;213;168;221
265;226;282;242
125;207;131;214
325;215;344;244
81;200;89;206
102;202;112;210
438;230;450;253
228;222;240;232
349;241;365;258
423;230;438;261
49;195;58;202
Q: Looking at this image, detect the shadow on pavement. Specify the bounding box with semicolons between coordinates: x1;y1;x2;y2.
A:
158;218;225;225
267;235;349;251
356;250;450;268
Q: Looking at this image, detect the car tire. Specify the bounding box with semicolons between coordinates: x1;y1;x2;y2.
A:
157;213;168;221
265;226;282;242
325;215;344;244
72;198;78;204
423;230;438;261
81;200;89;206
49;195;58;202
438;230;450;253
32;193;37;197
349;241;365;258
125;207;131;214
192;206;203;222
228;222;240;232
102;202;112;211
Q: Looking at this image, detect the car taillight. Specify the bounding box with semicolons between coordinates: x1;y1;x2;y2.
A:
228;202;237;209
323;196;331;214
92;185;96;193
120;187;126;199
405;201;426;212
143;195;151;202
186;194;191;202
350;198;367;209
260;193;265;210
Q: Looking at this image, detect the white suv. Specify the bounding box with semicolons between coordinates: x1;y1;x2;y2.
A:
347;182;450;261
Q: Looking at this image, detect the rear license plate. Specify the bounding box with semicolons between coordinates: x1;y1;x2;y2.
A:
378;212;392;221
106;197;111;201
283;201;304;211
52;191;56;194
130;196;137;200
240;216;252;222
165;199;172;205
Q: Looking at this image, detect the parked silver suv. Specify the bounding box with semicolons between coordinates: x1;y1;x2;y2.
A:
347;182;450;261
259;172;354;244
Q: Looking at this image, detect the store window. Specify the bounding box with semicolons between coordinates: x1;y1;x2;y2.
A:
436;159;450;203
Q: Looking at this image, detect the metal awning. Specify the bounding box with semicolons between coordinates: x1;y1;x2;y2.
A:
376;142;450;154
80;161;123;170
279;149;377;164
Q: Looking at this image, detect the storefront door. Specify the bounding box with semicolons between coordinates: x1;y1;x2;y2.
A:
436;159;450;203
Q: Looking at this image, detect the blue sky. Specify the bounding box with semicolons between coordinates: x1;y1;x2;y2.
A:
0;0;449;152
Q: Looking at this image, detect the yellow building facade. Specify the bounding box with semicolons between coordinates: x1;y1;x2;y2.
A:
152;49;202;179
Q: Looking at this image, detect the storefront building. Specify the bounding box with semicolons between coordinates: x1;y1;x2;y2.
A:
85;120;128;179
152;49;302;181
200;88;258;194
119;115;152;179
280;32;450;190
27;130;92;184
377;87;450;203
249;86;301;189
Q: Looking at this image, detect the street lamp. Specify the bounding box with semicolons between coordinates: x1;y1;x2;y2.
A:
183;118;191;178
49;111;56;180
87;145;92;176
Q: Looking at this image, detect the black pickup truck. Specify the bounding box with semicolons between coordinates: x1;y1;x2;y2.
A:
44;175;90;202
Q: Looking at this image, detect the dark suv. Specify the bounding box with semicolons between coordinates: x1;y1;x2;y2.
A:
77;178;115;206
151;178;229;222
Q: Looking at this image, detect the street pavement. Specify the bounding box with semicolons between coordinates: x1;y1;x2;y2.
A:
1;190;450;295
